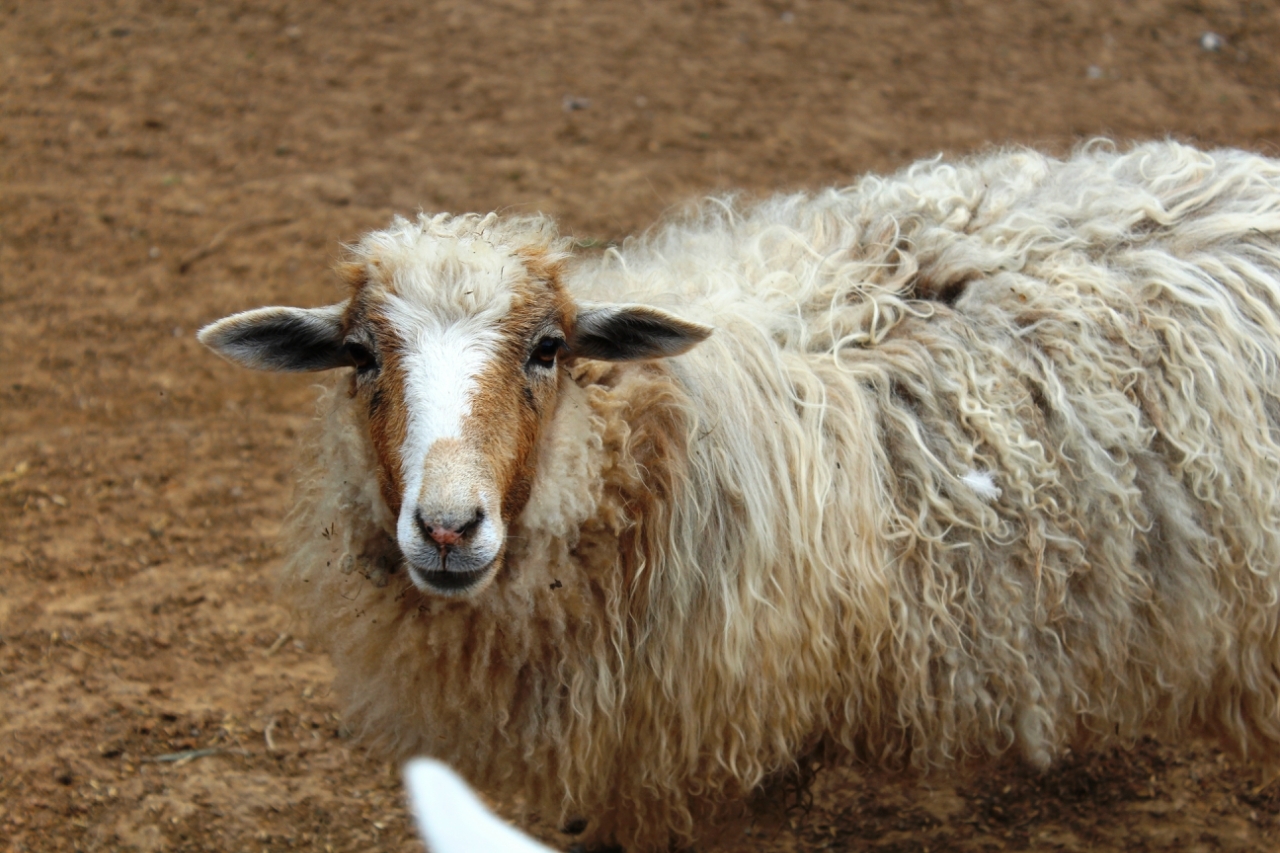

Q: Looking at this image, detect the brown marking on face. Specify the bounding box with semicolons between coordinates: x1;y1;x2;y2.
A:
459;252;576;526
340;244;578;542
337;261;368;295
516;245;569;293
340;288;412;517
366;345;411;516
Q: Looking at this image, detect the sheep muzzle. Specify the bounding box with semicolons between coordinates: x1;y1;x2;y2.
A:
394;442;508;596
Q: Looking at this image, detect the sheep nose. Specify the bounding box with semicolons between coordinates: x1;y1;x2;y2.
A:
415;509;483;549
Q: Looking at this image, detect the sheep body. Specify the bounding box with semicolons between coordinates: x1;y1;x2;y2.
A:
283;141;1280;849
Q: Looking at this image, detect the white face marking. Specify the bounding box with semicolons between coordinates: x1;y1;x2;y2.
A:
384;297;510;588
357;224;532;592
395;317;497;485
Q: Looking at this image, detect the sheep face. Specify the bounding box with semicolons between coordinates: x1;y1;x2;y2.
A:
198;215;710;597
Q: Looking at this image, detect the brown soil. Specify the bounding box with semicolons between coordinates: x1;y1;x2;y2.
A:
4;1;1280;851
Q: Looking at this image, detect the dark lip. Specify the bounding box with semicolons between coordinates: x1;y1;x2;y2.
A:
414;566;491;594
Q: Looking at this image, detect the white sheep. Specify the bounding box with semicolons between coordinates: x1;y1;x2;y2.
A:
200;140;1280;851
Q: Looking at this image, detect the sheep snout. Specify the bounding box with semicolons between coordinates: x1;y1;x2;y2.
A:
397;507;504;588
396;476;506;596
415;507;484;549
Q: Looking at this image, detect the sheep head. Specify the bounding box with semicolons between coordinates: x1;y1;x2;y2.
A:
198;213;710;597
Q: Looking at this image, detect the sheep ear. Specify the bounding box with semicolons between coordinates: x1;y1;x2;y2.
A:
198;304;349;372
570;303;712;362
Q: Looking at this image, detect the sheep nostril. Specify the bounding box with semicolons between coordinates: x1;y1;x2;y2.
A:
416;509;484;548
456;509;483;540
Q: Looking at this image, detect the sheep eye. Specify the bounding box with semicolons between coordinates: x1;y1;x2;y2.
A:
529;336;564;368
345;341;378;374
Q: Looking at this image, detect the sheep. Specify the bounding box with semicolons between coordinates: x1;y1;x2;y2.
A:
199;139;1280;851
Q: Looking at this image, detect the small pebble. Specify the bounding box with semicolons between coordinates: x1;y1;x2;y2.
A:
1086;65;1103;79
1200;31;1224;52
562;95;591;112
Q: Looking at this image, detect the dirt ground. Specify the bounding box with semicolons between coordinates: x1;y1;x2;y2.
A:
4;1;1280;851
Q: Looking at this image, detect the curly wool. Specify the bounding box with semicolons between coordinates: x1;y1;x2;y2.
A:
283;140;1280;850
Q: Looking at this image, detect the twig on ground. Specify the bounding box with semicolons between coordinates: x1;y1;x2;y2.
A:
178;216;293;273
264;718;279;753
145;747;248;765
265;632;292;656
63;640;103;659
1253;770;1280;796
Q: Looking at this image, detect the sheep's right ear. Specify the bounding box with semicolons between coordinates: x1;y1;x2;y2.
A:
198;304;349;372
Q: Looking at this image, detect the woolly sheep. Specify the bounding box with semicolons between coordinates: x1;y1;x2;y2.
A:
200;140;1280;851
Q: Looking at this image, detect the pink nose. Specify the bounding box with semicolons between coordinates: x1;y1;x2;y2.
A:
428;526;463;547
415;509;483;550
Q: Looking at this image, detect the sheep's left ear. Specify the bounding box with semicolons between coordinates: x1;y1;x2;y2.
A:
570;303;712;362
198;304;349;372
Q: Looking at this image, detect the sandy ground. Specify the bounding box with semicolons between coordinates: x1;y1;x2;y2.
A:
4;0;1280;850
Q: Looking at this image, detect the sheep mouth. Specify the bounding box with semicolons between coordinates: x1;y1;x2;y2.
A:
395;515;507;596
411;565;494;596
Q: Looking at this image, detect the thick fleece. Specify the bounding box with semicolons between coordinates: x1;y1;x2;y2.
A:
282;141;1280;850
